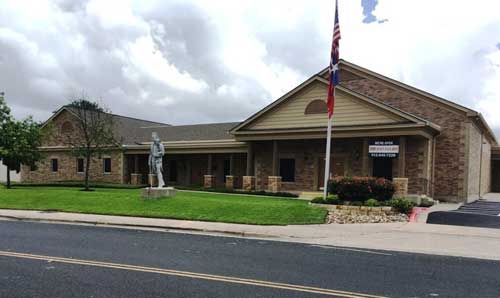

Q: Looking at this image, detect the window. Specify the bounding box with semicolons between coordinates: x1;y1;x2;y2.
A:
30;163;37;171
103;158;112;174
51;159;58;172
304;100;328;114
77;158;84;173
169;160;177;182
279;158;295;182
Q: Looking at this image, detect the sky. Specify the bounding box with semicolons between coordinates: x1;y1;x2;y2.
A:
0;0;499;137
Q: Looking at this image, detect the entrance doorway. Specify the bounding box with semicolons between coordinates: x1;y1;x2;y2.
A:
372;158;393;180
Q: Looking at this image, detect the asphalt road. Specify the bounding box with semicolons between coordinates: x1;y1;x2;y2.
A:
0;220;499;298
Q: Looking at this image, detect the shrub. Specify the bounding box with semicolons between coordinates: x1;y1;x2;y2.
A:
328;176;395;202
388;198;415;214
311;197;325;204
335;177;372;201
364;198;380;207
327;176;342;194
370;178;395;201
324;195;339;205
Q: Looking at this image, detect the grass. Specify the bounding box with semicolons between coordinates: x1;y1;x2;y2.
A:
0;187;327;225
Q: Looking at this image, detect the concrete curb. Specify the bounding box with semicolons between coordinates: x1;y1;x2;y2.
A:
0;215;276;239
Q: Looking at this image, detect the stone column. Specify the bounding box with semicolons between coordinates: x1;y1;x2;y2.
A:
225;175;235;190
130;173;142;185
246;143;254;176
362;138;369;176
204;175;216;188
393;177;409;198
271;140;279;176
398;137;406;178
268;176;282;193
204;153;216;188
243;176;256;191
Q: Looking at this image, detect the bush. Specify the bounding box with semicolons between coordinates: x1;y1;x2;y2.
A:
328;176;395;202
370;178;395;201
364;198;380;207
388;198;415;214
324;195;339;205
349;201;363;206
311;197;325;204
335;177;372;201
175;186;299;198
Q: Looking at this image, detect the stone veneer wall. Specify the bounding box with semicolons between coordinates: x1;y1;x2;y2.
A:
341;78;468;201
253;137;428;193
467;123;492;202
21;150;124;184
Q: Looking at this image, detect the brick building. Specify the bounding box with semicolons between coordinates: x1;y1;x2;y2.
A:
22;60;500;203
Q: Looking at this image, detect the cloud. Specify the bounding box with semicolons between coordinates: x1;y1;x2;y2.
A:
0;0;499;140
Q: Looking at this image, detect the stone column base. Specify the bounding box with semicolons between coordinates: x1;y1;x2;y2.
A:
204;175;216;188
393;177;409;198
142;187;177;199
268;176;282;193
243;176;255;191
130;173;142;185
148;174;157;187
225;175;234;190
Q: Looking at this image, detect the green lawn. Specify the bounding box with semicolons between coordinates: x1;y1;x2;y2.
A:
0;187;327;225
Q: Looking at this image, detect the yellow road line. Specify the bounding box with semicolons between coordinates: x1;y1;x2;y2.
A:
0;250;388;298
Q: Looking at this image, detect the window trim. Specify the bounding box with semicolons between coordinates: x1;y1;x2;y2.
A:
51;158;58;173
103;157;112;174
76;158;85;174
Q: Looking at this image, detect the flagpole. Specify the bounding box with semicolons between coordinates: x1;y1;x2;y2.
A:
323;91;334;199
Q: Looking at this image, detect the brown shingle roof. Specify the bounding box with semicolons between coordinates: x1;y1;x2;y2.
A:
121;122;239;145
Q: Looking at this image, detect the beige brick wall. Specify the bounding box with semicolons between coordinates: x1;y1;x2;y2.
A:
21;150;124;184
467;122;492;201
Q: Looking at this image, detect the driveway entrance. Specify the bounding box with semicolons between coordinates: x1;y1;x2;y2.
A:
427;193;500;229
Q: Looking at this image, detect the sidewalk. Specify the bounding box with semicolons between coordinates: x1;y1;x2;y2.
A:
2;208;500;261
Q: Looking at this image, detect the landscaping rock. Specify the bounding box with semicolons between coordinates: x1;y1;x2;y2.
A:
327;211;408;224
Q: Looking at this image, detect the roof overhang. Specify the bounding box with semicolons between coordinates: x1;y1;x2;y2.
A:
124;139;248;154
233;123;439;141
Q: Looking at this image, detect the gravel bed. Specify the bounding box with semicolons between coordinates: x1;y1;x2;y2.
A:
327;211;409;224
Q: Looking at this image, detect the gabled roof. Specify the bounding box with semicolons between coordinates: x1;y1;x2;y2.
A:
230;73;441;135
42;106;169;129
41;105;238;146
323;60;497;144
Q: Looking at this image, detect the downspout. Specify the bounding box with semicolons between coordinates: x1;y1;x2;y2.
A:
431;132;441;199
479;133;484;199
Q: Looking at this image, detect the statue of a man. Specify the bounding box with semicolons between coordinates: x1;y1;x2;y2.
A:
148;132;165;188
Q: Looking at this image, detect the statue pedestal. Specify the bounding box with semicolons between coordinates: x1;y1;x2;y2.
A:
141;187;176;199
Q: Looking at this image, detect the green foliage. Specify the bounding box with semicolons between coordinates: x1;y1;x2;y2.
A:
364;198;380;207
10;181;146;189
328;176;395;202
324;195;339;204
174;186;299;198
62;98;120;191
0;95;43;188
388;198;415;214
311;197;325;204
0;187;327;225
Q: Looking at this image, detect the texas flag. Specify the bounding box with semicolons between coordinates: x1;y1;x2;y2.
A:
327;0;341;118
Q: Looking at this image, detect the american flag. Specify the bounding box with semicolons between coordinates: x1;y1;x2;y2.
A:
327;0;341;118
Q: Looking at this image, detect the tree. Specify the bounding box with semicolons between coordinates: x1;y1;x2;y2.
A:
0;94;43;189
64;98;120;191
